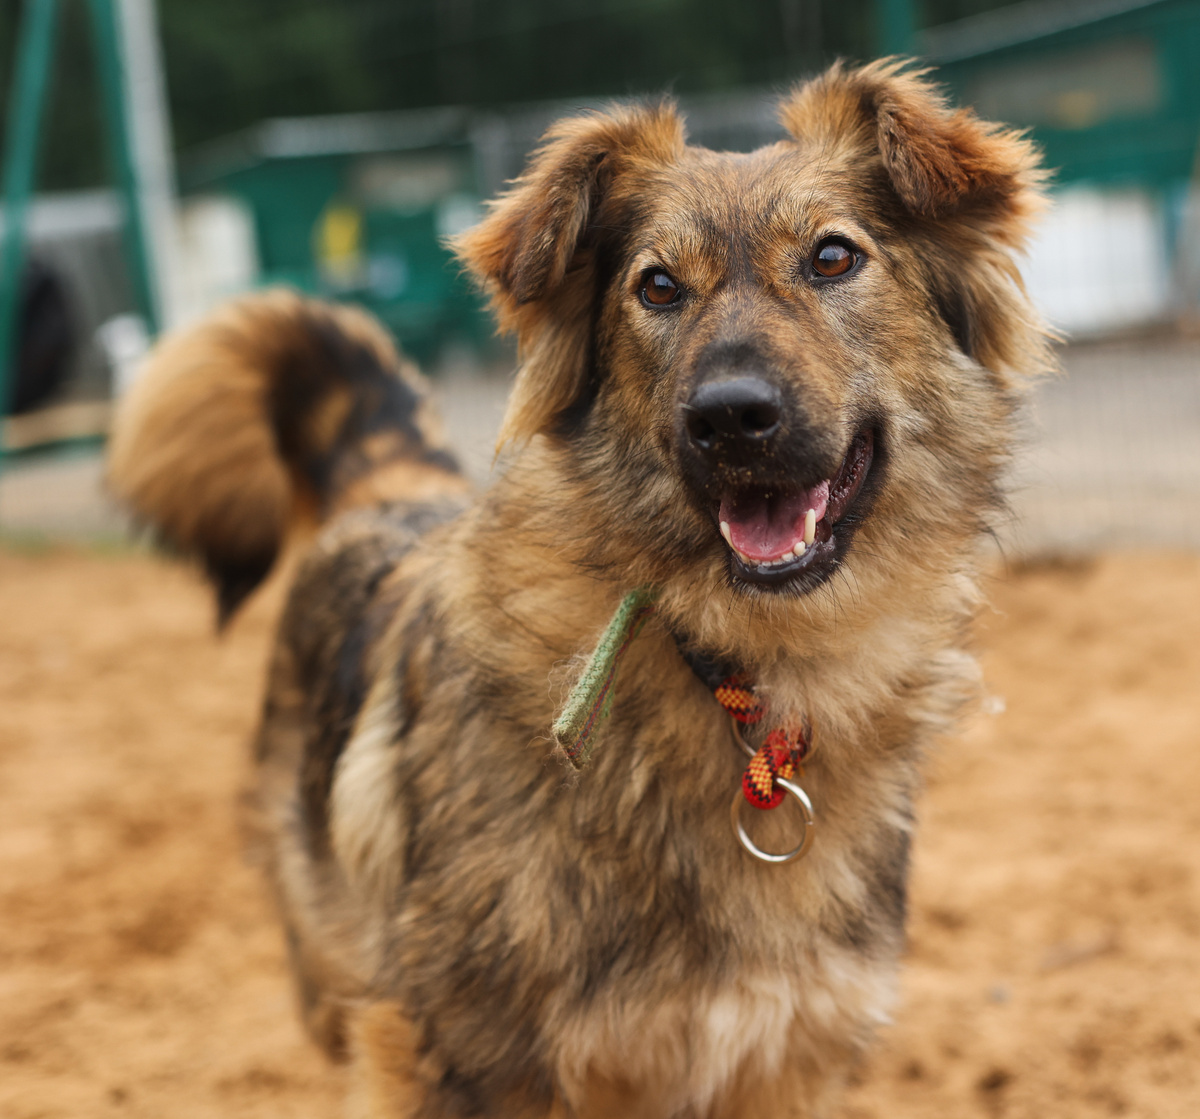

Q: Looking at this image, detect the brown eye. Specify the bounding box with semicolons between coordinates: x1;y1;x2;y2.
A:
812;240;857;279
641;271;681;306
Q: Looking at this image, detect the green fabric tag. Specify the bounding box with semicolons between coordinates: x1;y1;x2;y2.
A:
552;587;658;769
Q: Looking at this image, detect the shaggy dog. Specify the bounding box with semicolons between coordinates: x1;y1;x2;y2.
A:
108;60;1049;1118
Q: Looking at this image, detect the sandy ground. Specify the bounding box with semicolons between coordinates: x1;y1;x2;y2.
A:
2;545;1200;1118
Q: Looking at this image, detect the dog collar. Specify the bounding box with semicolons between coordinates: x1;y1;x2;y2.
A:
552;589;816;863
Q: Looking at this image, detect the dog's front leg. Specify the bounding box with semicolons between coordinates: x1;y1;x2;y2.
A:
349;1001;564;1119
702;1029;860;1119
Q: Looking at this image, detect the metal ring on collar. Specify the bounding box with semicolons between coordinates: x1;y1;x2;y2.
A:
730;778;816;864
729;718;757;760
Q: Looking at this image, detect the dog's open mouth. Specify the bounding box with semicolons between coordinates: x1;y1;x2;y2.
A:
717;429;875;587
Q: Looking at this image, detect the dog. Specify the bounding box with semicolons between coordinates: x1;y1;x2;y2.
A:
108;60;1049;1118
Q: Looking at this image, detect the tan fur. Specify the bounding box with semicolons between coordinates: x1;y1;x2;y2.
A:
109;289;466;621
109;291;417;543
110;62;1050;1118
107;294;298;576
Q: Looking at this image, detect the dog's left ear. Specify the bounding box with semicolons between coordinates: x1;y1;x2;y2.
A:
781;61;1051;376
780;59;1040;220
453;104;685;446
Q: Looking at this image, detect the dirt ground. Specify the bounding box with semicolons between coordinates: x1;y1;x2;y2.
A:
2;545;1199;1119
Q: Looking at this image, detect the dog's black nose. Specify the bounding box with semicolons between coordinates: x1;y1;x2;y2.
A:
685;377;782;451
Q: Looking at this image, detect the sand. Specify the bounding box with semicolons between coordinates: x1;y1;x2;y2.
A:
1;546;1198;1118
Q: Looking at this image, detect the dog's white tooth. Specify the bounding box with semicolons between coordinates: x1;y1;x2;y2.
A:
720;521;733;546
804;509;816;547
793;540;806;557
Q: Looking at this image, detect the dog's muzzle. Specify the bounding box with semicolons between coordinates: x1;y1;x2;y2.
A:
678;375;876;591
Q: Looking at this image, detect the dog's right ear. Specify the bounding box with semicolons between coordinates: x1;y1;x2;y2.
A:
453;104;684;446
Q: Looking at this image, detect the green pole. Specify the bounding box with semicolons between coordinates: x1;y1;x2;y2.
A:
0;0;59;437
88;0;160;334
878;0;917;56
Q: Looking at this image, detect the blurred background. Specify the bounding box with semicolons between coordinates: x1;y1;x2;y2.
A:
1;0;1199;549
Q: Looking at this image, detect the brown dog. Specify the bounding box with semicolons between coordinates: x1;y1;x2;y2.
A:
108;60;1049;1118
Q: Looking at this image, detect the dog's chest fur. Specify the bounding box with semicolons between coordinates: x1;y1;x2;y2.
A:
306;493;959;1113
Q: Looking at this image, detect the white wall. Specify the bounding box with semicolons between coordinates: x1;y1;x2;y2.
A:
1020;186;1172;337
174;195;260;325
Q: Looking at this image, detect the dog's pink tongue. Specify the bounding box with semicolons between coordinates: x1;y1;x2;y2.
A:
721;483;830;561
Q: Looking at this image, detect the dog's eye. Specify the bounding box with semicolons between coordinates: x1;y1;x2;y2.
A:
640;271;682;307
811;240;858;279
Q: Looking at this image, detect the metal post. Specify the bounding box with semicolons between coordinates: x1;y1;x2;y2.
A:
114;0;182;333
878;0;916;57
88;0;161;335
0;0;59;432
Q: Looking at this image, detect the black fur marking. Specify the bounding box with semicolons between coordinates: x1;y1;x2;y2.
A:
208;310;463;620
934;284;974;358
297;581;399;858
546;257;616;439
429;1064;487;1118
871;826;911;930
389;589;442;742
401;778;427;886
820;827;911;954
671;636;740;694
210;549;277;630
273;312;463;508
286;504;463;860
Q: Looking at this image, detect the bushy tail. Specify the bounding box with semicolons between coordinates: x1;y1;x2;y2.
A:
107;289;464;623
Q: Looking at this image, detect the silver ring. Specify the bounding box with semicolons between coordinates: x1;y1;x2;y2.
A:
730;778;815;864
729;718;757;760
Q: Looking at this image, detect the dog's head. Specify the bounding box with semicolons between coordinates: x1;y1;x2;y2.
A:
455;61;1049;636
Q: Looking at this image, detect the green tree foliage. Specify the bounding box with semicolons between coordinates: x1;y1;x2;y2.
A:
160;0;375;151
2;0;1025;190
157;0;878;149
0;0;103;189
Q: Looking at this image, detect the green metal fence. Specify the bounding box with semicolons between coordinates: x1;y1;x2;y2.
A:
1;0;160;456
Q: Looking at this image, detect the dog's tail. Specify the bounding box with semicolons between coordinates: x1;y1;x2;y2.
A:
107;289;466;624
